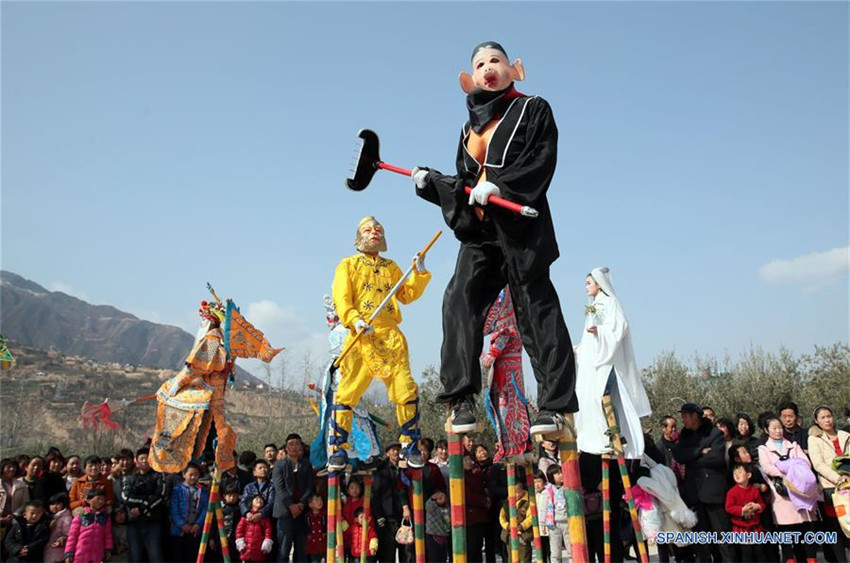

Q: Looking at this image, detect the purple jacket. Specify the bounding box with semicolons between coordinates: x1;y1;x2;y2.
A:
774;457;819;513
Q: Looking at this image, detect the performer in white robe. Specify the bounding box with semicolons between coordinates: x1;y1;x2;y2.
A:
575;267;651;459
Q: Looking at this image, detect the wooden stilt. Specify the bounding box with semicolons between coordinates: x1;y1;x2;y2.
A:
411;469;426;563
602;394;649;563
507;462;520;563
196;469;231;563
327;472;340;563
336;484;345;563
360;474;373;563
602;455;611;563
447;431;467;563
524;465;545;563
553;414;590;563
213;491;231;562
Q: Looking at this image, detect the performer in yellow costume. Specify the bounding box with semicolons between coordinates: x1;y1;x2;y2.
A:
328;216;431;470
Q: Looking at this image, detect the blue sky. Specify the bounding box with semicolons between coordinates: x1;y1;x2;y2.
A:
3;1;848;391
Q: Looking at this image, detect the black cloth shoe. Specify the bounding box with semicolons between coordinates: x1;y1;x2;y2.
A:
402;446;424;469
529;412;564;436
448;396;477;433
327;449;349;472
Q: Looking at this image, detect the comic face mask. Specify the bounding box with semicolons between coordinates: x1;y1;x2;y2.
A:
354;217;387;254
459;43;525;95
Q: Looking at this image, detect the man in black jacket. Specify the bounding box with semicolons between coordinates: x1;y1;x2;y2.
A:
657;415;678;468
673;403;735;562
272;434;314;562
372;443;409;563
122;447;166;562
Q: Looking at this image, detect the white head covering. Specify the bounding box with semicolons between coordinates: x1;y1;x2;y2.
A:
590;266;616;298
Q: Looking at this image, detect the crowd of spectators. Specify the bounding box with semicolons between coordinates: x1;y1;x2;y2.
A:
1;402;848;562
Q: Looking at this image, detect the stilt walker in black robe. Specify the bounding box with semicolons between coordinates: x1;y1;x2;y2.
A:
412;41;577;435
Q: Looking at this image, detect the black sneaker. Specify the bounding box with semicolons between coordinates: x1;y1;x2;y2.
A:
327;449;349;472
529;412;564;436
402;446;424;469
448;397;477;433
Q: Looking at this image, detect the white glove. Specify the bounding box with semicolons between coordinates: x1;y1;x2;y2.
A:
354;318;374;335
413;254;427;273
261;538;273;554
235;538;246;552
468;181;501;206
411;166;429;189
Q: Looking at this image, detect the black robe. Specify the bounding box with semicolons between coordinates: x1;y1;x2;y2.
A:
416;95;559;283
416;92;577;414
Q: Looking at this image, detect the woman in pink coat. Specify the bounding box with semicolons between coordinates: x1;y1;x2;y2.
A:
63;489;113;563
758;415;818;563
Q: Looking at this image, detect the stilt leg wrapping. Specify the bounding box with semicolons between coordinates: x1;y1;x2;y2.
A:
556;415;590;563
524;467;544;563
447;432;467;563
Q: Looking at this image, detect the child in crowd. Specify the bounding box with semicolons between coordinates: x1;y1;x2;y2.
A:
544;464;570;563
110;505;129;562
44;493;71;563
425;490;450;563
240;460;275;522
169;462;209;563
217;483;241;558
344;507;377;563
342;476;364;530
725;463;765;562
64;489;114;563
499;479;532;563
532;471;550;563
3;499;50;562
305;493;327;563
235;495;273;562
69;456;114;510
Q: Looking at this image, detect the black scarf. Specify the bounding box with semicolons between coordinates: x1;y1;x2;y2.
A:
466;84;515;133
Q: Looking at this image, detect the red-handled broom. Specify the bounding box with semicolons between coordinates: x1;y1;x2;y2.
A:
346;129;538;218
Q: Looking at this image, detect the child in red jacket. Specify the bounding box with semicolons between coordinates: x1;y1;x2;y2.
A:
235;496;273;562
343;507;377;562
725;463;765;561
341;476;364;530
305;493;326;563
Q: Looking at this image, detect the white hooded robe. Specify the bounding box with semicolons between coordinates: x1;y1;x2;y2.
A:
575;267;651;459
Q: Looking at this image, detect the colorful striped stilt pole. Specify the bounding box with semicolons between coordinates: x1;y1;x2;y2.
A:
196;469;230;563
507;462;520;563
336;487;345;563
327;471;340;563
556;414;590;563
616;456;649;563
447;431;467;563
602;455;611;563
213;491;232;563
360;474;373;563
411;469;426;563
196;471;217;563
602;394;649;563
524;466;544;563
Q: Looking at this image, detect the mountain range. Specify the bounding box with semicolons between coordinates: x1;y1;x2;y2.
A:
0;270;258;382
